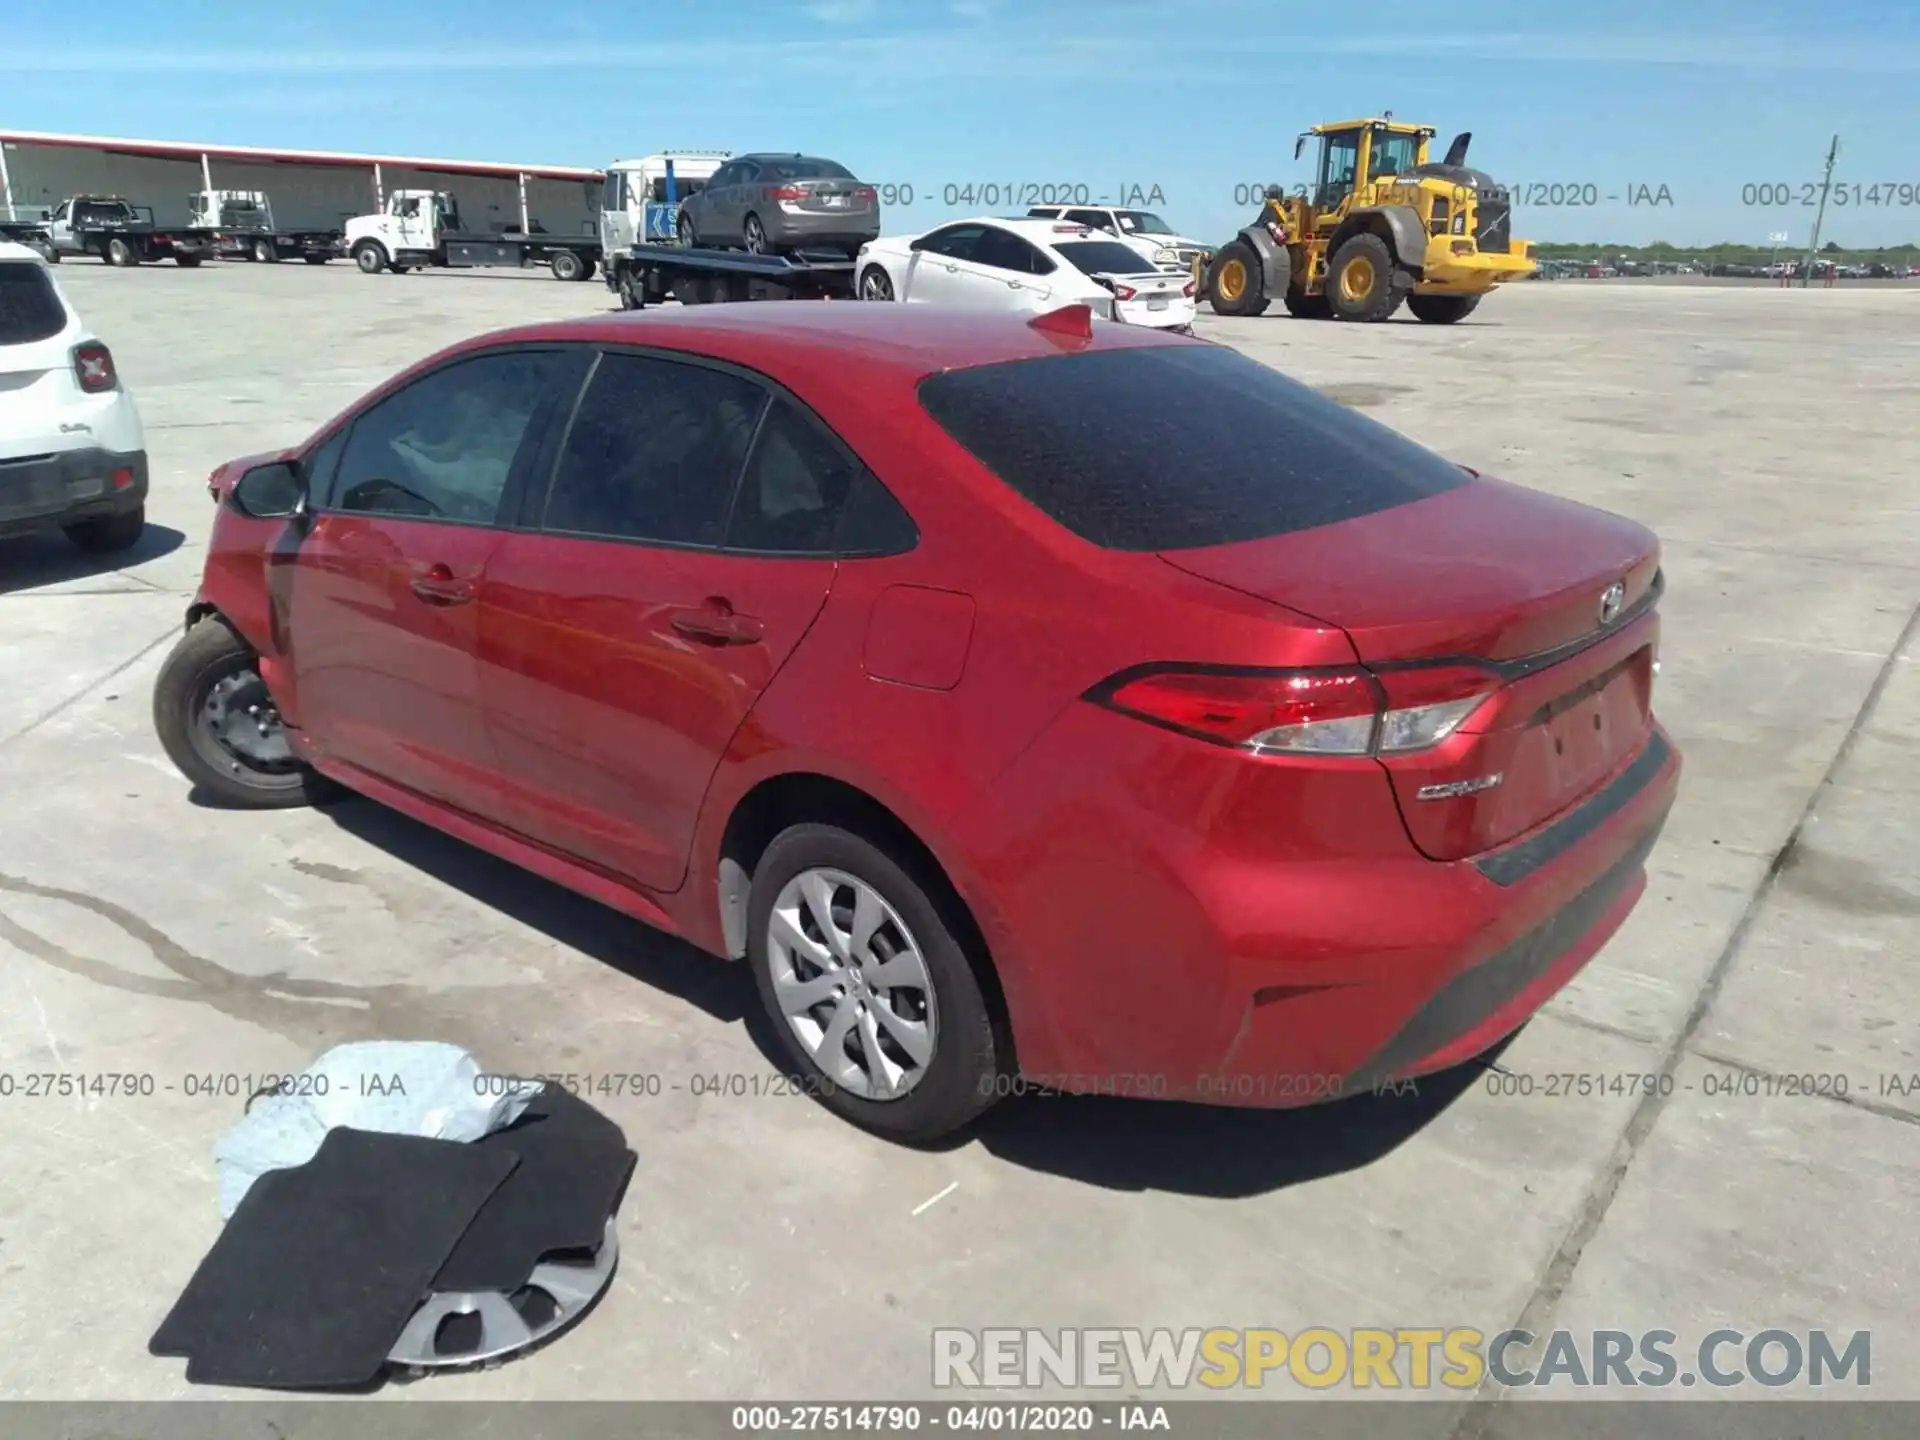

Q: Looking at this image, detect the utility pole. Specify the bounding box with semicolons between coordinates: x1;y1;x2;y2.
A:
1800;135;1839;288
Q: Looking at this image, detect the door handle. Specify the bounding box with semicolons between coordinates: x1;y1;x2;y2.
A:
409;563;476;605
670;601;763;645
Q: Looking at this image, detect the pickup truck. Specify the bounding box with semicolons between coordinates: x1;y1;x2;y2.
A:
42;195;218;267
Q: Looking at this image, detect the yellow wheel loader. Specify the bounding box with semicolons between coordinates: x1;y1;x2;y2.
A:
1199;117;1537;323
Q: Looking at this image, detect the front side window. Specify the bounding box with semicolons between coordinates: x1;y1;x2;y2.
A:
328;350;568;523
542;353;767;547
915;225;985;261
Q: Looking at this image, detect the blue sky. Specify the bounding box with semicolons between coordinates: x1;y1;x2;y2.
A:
7;0;1920;246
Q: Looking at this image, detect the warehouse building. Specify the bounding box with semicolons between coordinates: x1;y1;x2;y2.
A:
0;129;603;236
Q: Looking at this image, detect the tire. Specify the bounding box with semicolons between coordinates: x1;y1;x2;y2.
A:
859;265;894;302
353;240;388;274
40;243;59;263
743;213;768;255
1205;240;1270;316
303;252;329;265
1283;290;1333;319
175;254;203;268
107;237;136;267
1408;293;1482;324
1326;232;1408;322
550;249;584;282
676;211;698;248
616;266;644;310
577;256;597;282
63;504;144;553
748;823;1003;1143
253;238;278;263
151;617;335;809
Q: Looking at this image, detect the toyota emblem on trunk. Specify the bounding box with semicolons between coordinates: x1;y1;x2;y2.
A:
1598;581;1626;625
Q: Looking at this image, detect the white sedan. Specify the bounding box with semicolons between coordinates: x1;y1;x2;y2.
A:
854;217;1196;330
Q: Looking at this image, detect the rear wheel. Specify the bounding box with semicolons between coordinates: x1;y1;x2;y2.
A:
174;254;203;268
64;505;144;552
859;265;894;301
1283;289;1333;319
1408;293;1482;324
1206;240;1269;316
107;237;137;267
253;238;278;263
748;823;1003;1142
616;265;645;310
353;240;387;274
152;618;336;809
1326;233;1408;322
550;248;584;282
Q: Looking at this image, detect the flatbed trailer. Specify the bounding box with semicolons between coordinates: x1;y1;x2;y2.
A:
191;191;342;264
0;213;53;258
604;242;857;308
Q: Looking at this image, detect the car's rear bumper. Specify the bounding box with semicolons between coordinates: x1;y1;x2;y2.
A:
961;714;1681;1103
768;210;880;249
0;446;148;538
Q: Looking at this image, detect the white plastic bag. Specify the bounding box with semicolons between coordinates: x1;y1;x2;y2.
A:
212;1041;542;1218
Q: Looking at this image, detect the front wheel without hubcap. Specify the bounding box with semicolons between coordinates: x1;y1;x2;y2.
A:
152;618;338;809
1326;233;1407;321
743;214;769;255
748;824;1003;1142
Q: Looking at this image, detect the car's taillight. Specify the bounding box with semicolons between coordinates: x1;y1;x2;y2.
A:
73;342;117;393
207;466;225;501
854;186;877;203
1181;279;1197;297
1088;665;1496;757
1112;283;1138;301
769;185;808;201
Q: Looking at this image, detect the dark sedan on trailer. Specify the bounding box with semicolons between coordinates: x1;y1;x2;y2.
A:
154;302;1679;1142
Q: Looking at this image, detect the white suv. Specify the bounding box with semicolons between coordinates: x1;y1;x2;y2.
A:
0;241;147;551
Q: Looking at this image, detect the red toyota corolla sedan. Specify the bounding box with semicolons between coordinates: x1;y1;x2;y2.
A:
153;302;1679;1141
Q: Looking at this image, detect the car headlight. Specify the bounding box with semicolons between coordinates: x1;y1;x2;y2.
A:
1153;247;1177;264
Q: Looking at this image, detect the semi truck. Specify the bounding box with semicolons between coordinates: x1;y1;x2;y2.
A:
596;152;857;308
344;189;602;280
40;195;217;266
188;190;344;264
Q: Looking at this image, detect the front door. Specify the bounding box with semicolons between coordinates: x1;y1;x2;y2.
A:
476;352;847;892
47;202;78;255
285;347;583;816
902;224;986;304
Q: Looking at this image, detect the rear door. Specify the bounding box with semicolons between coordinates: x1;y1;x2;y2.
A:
0;258;82;463
285;346;586;816
475;351;849;891
964;227;1056;312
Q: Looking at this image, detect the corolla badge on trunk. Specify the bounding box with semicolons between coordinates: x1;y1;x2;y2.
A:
1598;580;1627;625
1416;773;1504;801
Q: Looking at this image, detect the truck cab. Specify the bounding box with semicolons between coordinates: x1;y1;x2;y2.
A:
189;189;273;232
344;189;460;264
599;152;731;255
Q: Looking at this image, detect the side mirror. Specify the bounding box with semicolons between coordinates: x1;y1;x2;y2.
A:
1294;135;1308;161
230;461;305;520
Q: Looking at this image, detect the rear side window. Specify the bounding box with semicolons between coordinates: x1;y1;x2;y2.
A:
0;262;67;345
1053;241;1151;275
724;398;856;554
917;346;1471;551
543;353;767;547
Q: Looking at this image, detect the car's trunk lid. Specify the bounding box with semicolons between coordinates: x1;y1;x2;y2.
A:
1160;476;1663;860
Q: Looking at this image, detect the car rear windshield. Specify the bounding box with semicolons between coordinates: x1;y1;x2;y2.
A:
1053;241;1152;275
0;262;67;346
917;345;1471;551
763;159;855;181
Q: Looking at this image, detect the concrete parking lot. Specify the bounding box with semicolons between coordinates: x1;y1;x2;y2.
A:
1;262;1915;1409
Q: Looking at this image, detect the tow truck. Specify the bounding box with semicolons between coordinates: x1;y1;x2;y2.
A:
344;189;602;280
189;190;343;264
0;205;54;259
597;153;856;308
40;195;217;267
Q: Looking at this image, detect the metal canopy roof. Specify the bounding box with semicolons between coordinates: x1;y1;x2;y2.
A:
0;129;603;181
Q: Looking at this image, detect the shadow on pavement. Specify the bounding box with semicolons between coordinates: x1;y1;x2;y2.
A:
0;523;186;596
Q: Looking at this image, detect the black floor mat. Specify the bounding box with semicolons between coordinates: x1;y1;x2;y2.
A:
150;1128;518;1389
433;1085;636;1293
